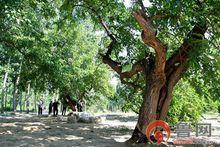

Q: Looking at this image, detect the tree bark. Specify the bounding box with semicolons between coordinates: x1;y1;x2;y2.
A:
4;82;9;109
13;80;18;111
19;92;22;112
1;72;8;112
13;62;22;112
126;72;166;144
34;92;37;112
1;57;11;113
23;91;27;111
127;23;207;144
65;94;77;112
26;82;31;113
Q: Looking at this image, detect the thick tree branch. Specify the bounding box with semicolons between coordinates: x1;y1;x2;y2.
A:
159;23;207;120
75;3;116;42
102;55;145;79
137;0;146;13
165;23;208;74
133;11;166;74
102;55;121;73
121;59;146;79
121;78;143;90
79;3;147;89
159;63;187;120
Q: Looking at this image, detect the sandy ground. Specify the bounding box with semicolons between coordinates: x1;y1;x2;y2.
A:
0;112;135;147
0;112;219;147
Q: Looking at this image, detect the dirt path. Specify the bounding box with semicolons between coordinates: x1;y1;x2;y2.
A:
0;112;136;147
0;112;219;146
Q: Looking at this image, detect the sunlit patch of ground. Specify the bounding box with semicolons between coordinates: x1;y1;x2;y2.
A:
0;112;219;146
0;112;134;146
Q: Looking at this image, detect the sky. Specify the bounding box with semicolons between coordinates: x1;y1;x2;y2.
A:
123;0;152;8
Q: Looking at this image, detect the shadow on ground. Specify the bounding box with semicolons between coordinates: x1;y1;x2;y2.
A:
0;113;136;147
105;114;138;122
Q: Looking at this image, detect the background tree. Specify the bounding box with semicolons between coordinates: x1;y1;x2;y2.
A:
0;0;114;112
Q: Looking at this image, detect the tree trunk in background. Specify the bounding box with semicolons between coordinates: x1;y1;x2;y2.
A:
13;62;22;112
23;91;26;111
19;92;22;112
65;94;77;112
26;82;31;113
34;92;37;112
9;93;12;110
1;72;8;112
84;100;86;112
4;83;8;109
13;80;18;111
12;85;15;111
1;57;11;113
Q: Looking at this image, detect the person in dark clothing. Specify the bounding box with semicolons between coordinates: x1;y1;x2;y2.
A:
38;104;42;115
61;99;68;116
53;100;59;116
38;100;43;115
62;105;67;116
77;101;83;112
48;100;53;115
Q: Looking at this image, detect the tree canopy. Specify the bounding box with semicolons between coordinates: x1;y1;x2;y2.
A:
0;0;114;112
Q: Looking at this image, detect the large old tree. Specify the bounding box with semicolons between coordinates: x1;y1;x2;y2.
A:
65;0;219;144
0;0;219;144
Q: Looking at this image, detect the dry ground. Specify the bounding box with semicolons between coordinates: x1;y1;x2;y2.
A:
0;112;219;147
0;112;136;147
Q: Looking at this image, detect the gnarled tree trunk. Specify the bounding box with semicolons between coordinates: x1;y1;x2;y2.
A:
128;17;207;144
65;94;77;112
100;8;207;144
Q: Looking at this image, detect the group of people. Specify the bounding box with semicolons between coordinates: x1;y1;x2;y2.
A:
38;99;83;116
48;100;60;116
38;100;66;116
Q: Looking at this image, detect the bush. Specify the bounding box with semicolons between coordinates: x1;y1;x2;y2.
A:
4;106;13;111
217;101;220;113
166;80;216;126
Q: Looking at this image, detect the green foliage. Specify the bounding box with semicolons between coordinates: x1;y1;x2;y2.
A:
167;80;206;126
0;0;219;126
218;101;220;113
61;0;220;101
4;106;13;112
113;78;218;125
113;84;142;113
0;0;114;111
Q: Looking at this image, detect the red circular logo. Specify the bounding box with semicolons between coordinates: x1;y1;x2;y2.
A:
146;120;171;144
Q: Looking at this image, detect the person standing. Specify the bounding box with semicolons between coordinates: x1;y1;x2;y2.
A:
62;104;67;116
38;100;43;115
61;99;68;116
77;100;83;112
53;100;59;116
48;100;53;115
